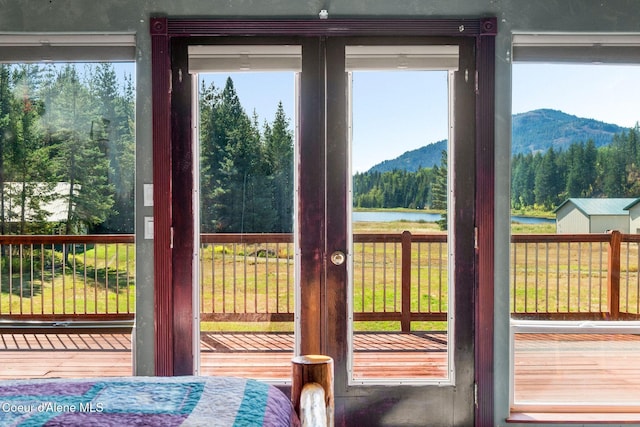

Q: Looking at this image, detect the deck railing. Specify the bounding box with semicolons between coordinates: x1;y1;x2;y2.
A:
200;232;448;332
1;231;639;329
0;234;135;326
511;230;640;320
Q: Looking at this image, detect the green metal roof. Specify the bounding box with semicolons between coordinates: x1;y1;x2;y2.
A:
554;198;638;216
624;198;640;210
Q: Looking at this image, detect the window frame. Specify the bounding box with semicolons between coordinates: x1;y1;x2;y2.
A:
510;32;640;417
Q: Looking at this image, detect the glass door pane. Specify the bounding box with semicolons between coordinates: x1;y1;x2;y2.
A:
191;45;300;381
346;45;457;383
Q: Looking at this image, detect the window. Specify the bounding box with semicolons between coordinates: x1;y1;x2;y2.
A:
510;33;640;416
0;33;136;377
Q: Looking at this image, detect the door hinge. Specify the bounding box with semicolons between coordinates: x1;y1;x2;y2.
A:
474;382;478;407
474;226;479;249
475;70;479;94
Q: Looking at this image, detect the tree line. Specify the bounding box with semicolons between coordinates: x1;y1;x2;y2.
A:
199;78;294;233
511;126;640;210
5;62;636;236
354;150;449;229
0;63;135;235
355;125;640;216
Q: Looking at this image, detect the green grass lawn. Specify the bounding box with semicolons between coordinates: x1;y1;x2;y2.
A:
5;212;633;335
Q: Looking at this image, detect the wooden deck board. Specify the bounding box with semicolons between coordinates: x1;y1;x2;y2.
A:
1;331;640;414
512;333;640;407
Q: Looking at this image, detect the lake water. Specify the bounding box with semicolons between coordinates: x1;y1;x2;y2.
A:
353;211;555;224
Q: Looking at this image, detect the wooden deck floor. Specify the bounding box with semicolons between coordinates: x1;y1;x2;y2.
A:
0;331;448;381
1;331;640;411
513;333;640;408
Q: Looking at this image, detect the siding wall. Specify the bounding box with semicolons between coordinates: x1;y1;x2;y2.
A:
629;205;640;234
591;215;629;233
556;205;589;234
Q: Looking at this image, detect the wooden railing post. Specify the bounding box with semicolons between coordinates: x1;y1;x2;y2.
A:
401;231;412;333
607;230;621;320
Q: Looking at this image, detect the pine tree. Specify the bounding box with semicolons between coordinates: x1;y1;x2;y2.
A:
263;102;294;232
45;65;114;234
199;80;219;232
0;64;13;234
565;142;587;198
600;144;626;197
583;139;597;197
89;63;135;233
430;150;448;230
6;65;54;234
201;77;274;233
534;147;562;209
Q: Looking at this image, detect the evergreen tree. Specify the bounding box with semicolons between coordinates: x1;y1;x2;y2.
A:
511;153;536;209
45;65;114;234
263;102;294;232
583;139;598;197
89;63;135;233
201;77;274;233
431;150;448;230
0;64;13;234
565;142;587;198
599;144;627;197
4;65;55;234
199;80;220;233
534;147;562;209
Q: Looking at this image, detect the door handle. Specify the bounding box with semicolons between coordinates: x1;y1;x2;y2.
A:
330;250;346;266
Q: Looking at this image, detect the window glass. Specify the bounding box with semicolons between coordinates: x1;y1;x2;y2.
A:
510;37;640;411
191;45;299;381
347;45;457;384
0;58;136;378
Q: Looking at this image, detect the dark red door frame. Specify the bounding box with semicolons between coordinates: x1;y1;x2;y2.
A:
475;20;497;427
150;18;174;376
150;16;496;426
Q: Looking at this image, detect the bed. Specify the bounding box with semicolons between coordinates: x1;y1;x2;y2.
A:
0;375;301;426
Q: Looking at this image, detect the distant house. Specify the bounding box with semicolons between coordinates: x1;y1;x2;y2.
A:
2;182;75;224
625;199;640;234
554;198;636;234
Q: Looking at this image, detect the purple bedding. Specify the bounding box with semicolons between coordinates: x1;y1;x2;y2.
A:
0;376;300;426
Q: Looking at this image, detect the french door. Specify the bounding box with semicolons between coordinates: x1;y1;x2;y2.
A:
151;17;495;426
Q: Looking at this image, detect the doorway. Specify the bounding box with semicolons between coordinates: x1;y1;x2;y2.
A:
151;17;495;426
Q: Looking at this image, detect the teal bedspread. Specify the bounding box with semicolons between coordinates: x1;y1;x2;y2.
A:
0;376;300;426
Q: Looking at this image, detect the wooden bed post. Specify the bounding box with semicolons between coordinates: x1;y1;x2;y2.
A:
292;355;334;427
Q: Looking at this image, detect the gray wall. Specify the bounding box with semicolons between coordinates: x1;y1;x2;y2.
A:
630;204;640;234
3;1;640;426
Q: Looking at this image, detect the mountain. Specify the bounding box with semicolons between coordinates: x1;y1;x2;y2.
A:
368;140;447;173
367;109;629;173
511;109;627;155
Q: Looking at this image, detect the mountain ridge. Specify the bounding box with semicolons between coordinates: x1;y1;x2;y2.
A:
367;108;629;173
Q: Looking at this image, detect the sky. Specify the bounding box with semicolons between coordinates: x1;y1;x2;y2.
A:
202;71;448;173
512;63;640;128
201;62;640;173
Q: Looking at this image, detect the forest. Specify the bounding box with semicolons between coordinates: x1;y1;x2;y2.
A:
2;62;639;236
511;127;640;210
0;65;295;235
199;78;294;233
356;127;640;213
0;62;135;235
353;150;448;212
